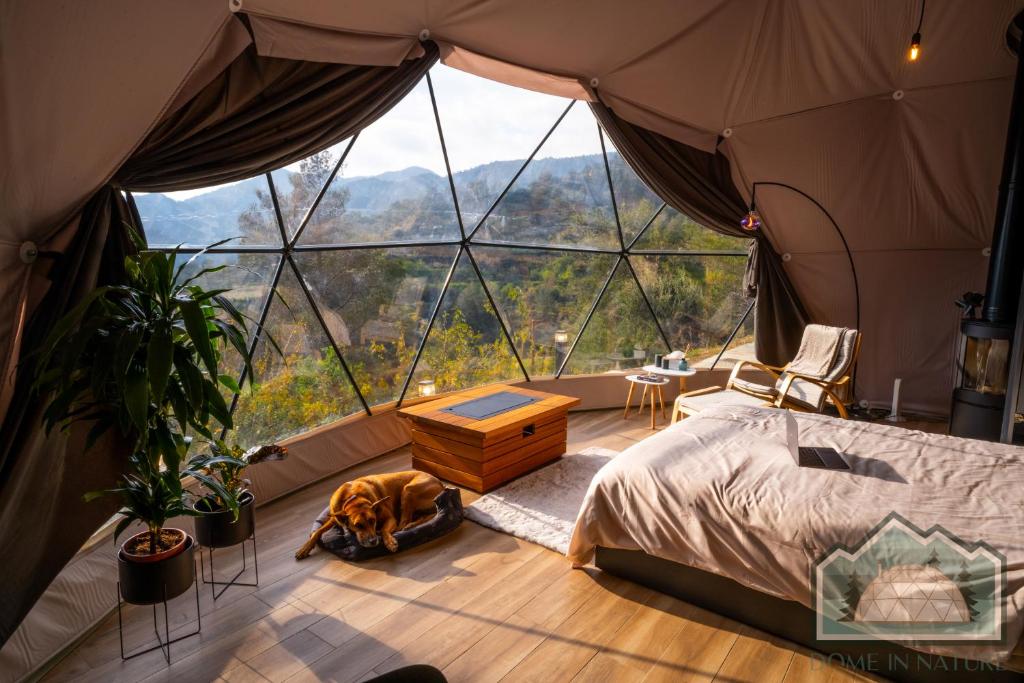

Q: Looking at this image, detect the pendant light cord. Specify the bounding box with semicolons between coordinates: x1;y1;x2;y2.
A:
915;0;926;34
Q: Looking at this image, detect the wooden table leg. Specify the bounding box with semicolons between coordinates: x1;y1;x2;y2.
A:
624;381;635;419
658;385;666;420
640;384;649;420
649;385;656;430
679;376;687;395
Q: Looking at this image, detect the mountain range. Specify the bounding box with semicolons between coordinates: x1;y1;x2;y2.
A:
135;152;626;245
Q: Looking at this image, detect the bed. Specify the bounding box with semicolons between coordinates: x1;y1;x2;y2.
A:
568;405;1024;682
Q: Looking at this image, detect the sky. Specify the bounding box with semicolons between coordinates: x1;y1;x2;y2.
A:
163;64;608;200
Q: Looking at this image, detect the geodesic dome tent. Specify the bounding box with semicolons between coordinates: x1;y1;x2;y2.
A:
128;72;752;450
2;0;1023;672
855;564;971;624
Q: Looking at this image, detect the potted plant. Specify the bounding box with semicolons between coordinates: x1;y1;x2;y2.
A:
34;237;259;601
186;441;288;549
86;451;223;603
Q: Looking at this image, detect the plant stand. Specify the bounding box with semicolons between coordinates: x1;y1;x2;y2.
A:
198;528;259;601
116;561;201;663
194;492;260;600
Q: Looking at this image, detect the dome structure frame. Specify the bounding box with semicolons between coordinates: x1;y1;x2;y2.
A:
131;68;751;435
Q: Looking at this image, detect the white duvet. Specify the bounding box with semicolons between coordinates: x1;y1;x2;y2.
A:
567;405;1024;665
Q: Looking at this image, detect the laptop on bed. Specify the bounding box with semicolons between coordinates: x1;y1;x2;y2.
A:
785;410;850;470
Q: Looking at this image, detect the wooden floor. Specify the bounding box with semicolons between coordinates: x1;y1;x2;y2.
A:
41;409;926;683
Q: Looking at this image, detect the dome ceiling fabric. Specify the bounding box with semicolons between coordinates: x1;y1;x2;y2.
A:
0;1;250;422
2;0;1022;417
234;0;1024;411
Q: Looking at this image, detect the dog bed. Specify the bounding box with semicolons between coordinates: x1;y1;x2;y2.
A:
311;487;464;561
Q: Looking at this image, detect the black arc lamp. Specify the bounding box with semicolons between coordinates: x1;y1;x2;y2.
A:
741;181;860;334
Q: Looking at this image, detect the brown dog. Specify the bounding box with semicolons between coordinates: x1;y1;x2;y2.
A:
295;470;444;559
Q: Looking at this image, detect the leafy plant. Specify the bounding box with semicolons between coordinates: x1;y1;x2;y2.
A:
34;235;271;555
34;237;258;470
187;441;288;511
85;452;199;555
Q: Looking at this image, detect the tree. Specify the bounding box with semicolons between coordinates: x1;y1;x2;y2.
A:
957;561;979;621
840;570;865;621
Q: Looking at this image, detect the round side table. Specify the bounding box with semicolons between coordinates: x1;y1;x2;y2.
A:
624;374;671;429
642;364;697;396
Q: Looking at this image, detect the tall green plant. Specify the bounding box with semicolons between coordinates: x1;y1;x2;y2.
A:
35;238;252;472
34;236;265;552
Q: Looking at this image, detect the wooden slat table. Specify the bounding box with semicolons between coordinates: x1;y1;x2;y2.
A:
397;384;580;492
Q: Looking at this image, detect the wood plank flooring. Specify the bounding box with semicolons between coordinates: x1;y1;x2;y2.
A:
41;409;903;683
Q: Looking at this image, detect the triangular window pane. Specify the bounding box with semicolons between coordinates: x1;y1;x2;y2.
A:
175;252;279;388
562;259;668;375
293;246;458;408
472;246;617;377
630;255;752;367
603;136;664;244
134;177;282;247
408;251;522;396
474;102;619;249
430;64;571;229
298;79;460;245
632;206;750;252
232;264;362;447
275;138;352;240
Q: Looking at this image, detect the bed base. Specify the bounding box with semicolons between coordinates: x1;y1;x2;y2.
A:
595;547;1023;683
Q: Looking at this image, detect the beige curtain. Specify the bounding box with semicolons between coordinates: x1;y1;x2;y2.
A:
0;36;438;646
590;101;809;365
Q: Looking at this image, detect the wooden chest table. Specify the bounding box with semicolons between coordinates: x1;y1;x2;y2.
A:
397;384;580;492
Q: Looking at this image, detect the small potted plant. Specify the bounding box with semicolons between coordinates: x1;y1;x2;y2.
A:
35;236;259;603
87;451;229;603
187;441;288;549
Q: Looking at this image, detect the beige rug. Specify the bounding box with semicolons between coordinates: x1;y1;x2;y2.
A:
463;446;618;555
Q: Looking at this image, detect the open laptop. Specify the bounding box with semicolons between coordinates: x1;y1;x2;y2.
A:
785;410;850;470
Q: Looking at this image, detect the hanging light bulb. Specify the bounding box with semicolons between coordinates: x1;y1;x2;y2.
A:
740;206;761;232
908;1;925;62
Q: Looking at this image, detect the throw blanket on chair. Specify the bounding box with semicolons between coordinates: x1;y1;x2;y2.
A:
785;324;846;377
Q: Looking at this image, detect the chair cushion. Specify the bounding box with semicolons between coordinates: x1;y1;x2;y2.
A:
730;377;776;398
676;389;771;415
776;376;825;410
773;329;857;411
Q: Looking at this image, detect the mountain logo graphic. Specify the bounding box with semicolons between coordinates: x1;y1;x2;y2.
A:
813;512;1005;643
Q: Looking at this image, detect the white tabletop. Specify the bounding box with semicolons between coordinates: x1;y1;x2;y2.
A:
642;364;697;377
625;374;670;385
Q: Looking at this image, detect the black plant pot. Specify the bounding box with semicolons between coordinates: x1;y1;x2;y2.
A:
193;491;255;549
118;535;196;605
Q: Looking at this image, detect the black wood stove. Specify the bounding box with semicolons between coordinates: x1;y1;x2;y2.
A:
950;14;1024;440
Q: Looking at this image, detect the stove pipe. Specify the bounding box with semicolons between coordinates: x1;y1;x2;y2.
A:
983;16;1024;324
949;15;1024;440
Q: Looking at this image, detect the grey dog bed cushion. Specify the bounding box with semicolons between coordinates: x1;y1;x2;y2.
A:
311;487;464;561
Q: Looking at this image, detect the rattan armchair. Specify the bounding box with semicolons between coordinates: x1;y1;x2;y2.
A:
725;330;861;418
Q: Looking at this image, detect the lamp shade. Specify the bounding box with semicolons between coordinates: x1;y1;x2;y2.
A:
740;209;761;231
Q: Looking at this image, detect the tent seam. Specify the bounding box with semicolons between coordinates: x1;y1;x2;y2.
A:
727;75;1014;132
